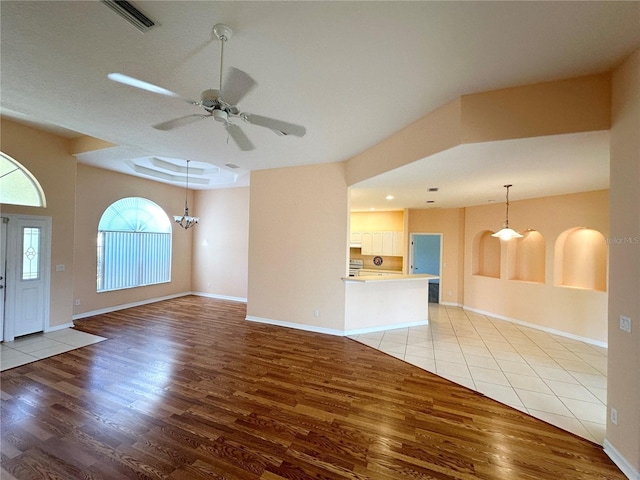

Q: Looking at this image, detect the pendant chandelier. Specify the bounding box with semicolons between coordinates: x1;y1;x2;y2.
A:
174;160;199;229
491;184;522;240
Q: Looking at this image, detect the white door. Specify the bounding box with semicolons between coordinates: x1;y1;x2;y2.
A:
0;218;7;341
3;215;51;341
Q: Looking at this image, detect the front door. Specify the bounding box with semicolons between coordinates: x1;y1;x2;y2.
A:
3;215;51;341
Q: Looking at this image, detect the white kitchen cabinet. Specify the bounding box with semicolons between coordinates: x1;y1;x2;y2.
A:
353;230;403;256
382;232;394;255
361;232;373;255
392;231;403;256
350;231;362;245
372;232;384;254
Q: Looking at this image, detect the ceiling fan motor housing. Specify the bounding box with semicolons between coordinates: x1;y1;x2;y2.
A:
201;89;220;109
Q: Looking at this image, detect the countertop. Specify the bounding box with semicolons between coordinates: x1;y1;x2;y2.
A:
344;274;439;283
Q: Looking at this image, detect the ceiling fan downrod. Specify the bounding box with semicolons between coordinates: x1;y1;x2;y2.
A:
213;23;232;91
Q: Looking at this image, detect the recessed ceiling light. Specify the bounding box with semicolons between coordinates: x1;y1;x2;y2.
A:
428;187;439;192
369;208;376;211
385;195;394;200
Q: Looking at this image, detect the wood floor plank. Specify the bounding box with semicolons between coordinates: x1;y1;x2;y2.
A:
1;296;626;479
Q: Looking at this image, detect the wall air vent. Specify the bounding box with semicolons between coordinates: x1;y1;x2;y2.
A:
101;0;156;33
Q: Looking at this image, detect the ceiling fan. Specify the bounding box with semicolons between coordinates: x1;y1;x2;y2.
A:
107;24;306;151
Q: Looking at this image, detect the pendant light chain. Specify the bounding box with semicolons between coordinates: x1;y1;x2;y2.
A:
184;160;190;213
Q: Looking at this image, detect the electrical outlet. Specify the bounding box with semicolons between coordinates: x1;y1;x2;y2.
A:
314;310;320;318
619;315;632;333
75;299;81;306
610;407;618;425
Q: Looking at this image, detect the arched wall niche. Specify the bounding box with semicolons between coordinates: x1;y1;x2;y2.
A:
472;230;500;278
554;227;607;291
508;229;545;283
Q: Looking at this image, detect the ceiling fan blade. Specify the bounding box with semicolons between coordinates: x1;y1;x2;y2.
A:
220;67;257;106
224;123;255;151
153;114;210;131
108;73;198;104
242;113;306;137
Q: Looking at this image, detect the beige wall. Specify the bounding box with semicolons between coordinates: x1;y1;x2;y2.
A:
464;190;609;342
407;208;465;305
0;119;76;328
607;48;640;473
247;162;348;332
73;163;192;315
192;187;249;300
350;210;404;231
460;73;611;143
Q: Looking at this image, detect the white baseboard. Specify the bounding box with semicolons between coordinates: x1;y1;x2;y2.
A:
192;292;247;303
46;322;74;332
463;306;607;348
344;320;428;337
439;301;462;307
604;440;639;480
245;315;429;337
72;292;191;320
245;315;346;337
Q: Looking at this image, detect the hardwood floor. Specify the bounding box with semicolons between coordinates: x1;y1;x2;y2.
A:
1;296;625;479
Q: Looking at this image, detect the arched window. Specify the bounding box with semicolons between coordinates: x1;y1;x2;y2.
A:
97;197;172;292
0;152;46;207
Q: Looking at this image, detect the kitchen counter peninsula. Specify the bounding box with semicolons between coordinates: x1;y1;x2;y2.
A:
343;274;438;333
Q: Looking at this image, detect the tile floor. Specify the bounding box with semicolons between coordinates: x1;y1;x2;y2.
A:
0;328;106;372
349;304;608;445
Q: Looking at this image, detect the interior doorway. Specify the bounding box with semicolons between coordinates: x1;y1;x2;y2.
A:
1;214;51;342
410;233;442;303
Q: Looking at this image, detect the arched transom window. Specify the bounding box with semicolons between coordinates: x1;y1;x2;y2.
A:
97;197;172;292
0;152;46;207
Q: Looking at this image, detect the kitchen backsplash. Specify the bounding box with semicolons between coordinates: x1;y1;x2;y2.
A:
349;249;403;271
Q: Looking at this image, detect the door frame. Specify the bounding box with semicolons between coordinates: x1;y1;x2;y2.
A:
2;214;52;342
409;232;443;304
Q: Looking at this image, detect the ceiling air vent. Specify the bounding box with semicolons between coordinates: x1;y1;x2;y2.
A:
101;0;156;33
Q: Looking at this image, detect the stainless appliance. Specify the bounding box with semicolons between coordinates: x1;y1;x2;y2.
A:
348;259;363;277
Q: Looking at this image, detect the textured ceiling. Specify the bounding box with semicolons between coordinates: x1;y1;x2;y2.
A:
1;1;639;208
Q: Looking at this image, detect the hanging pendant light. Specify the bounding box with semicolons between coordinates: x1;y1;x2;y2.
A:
174;160;199;229
492;184;522;240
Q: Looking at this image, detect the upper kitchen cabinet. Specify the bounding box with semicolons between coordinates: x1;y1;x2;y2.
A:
351;211;405;257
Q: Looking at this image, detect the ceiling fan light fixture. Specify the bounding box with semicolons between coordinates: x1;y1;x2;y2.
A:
213;110;228;123
491;184;523;240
